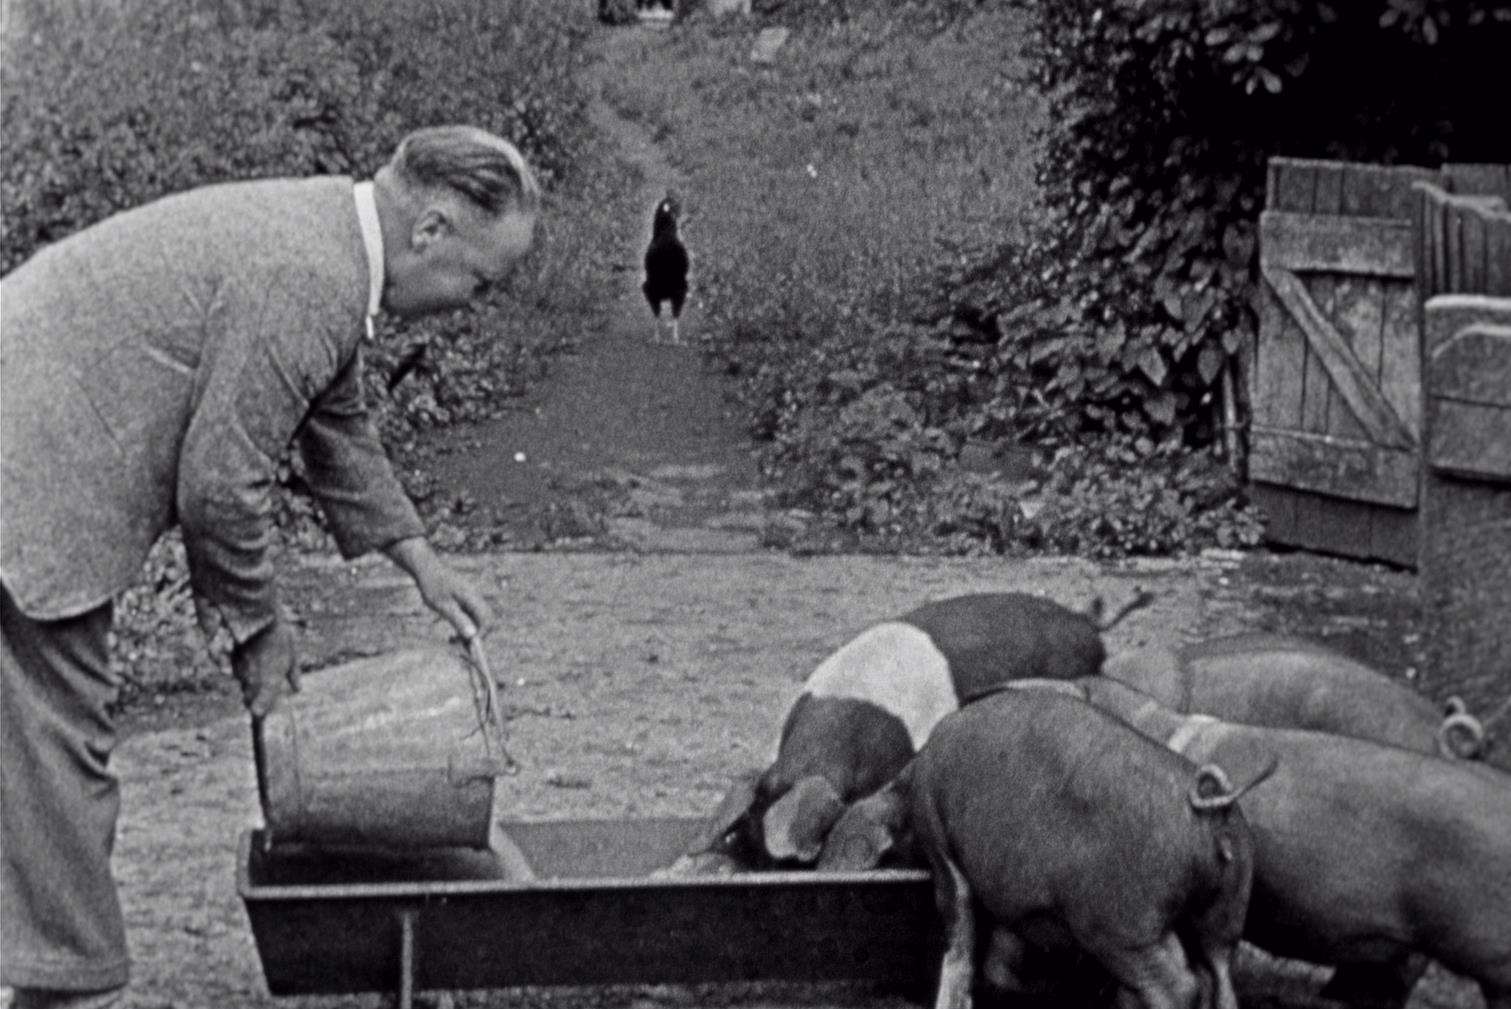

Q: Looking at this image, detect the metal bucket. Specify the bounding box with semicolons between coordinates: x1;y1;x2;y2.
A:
253;645;511;851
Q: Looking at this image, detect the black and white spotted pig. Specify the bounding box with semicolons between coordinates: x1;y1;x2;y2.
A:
892;691;1265;1009
668;590;1151;873
1103;632;1487;758
1078;676;1511;1009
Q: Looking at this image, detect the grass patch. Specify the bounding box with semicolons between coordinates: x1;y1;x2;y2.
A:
602;8;1042;331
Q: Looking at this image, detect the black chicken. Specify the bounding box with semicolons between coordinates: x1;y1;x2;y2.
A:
641;191;689;345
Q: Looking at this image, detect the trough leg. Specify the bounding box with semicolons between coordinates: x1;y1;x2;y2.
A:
398;908;416;1009
931;856;978;1009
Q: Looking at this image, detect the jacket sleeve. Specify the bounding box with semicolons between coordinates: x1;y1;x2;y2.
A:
174;276;395;643
295;346;426;559
176;277;366;644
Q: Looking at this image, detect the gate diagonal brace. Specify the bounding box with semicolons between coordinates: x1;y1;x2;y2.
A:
1261;263;1417;451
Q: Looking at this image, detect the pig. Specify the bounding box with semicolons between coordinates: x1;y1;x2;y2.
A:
667;589;1152;873
855;691;1266;1009
1076;676;1511;1009
1102;632;1487;759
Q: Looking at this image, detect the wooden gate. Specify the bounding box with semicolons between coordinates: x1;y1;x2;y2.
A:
1249;158;1511;567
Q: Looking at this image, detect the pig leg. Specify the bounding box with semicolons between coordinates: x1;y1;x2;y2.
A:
1099;933;1201;1009
1319;958;1426;1009
979;927;1042;996
978;927;1113;1004
931;854;979;1009
1186;941;1238;1009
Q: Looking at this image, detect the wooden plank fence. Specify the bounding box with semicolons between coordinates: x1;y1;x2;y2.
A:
1249;157;1511;567
1416;181;1511;302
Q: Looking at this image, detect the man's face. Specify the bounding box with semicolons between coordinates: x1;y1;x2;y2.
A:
385;200;537;318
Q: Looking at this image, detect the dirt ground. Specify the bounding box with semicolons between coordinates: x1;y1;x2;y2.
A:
46;16;1502;1009
399;20;764;554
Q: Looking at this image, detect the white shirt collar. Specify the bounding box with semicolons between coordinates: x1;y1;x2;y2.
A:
352;181;384;339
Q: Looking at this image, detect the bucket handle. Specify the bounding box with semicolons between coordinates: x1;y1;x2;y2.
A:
462;635;520;777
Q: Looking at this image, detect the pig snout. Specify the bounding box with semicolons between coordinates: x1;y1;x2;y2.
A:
675;769;769;868
745;694;915;865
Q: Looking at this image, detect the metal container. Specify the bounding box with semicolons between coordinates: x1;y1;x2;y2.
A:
253;646;509;851
238;817;938;1003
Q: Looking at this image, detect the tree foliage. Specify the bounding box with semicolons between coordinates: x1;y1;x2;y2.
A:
939;0;1511;449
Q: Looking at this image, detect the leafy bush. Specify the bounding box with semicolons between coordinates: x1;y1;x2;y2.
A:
940;0;1511;449
1018;445;1264;559
776;440;1264;560
912;447;1263;560
2;0;589;271
776;383;952;530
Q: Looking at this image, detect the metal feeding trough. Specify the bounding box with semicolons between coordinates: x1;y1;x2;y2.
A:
238;817;938;1007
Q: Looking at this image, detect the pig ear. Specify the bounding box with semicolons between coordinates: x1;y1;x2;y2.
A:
686;770;762;853
762;775;845;864
816;796;900;871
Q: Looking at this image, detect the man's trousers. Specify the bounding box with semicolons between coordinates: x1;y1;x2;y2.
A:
0;584;128;992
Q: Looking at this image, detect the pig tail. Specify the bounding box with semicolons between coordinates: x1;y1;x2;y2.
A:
1438;694;1507;760
1187;753;1278;812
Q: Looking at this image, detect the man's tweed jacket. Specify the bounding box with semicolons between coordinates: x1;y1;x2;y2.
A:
0;177;425;641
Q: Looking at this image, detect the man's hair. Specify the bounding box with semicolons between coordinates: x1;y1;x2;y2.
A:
389;125;541;216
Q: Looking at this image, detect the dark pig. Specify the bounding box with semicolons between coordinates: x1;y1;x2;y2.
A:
1078;676;1511;1009
890;691;1265;1009
1102;632;1487;759
669;590;1152;873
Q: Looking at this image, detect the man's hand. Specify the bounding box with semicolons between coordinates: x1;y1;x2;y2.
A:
231;615;300;719
385;537;495;640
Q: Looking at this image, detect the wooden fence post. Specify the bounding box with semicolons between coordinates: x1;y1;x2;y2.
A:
1419;291;1511;768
